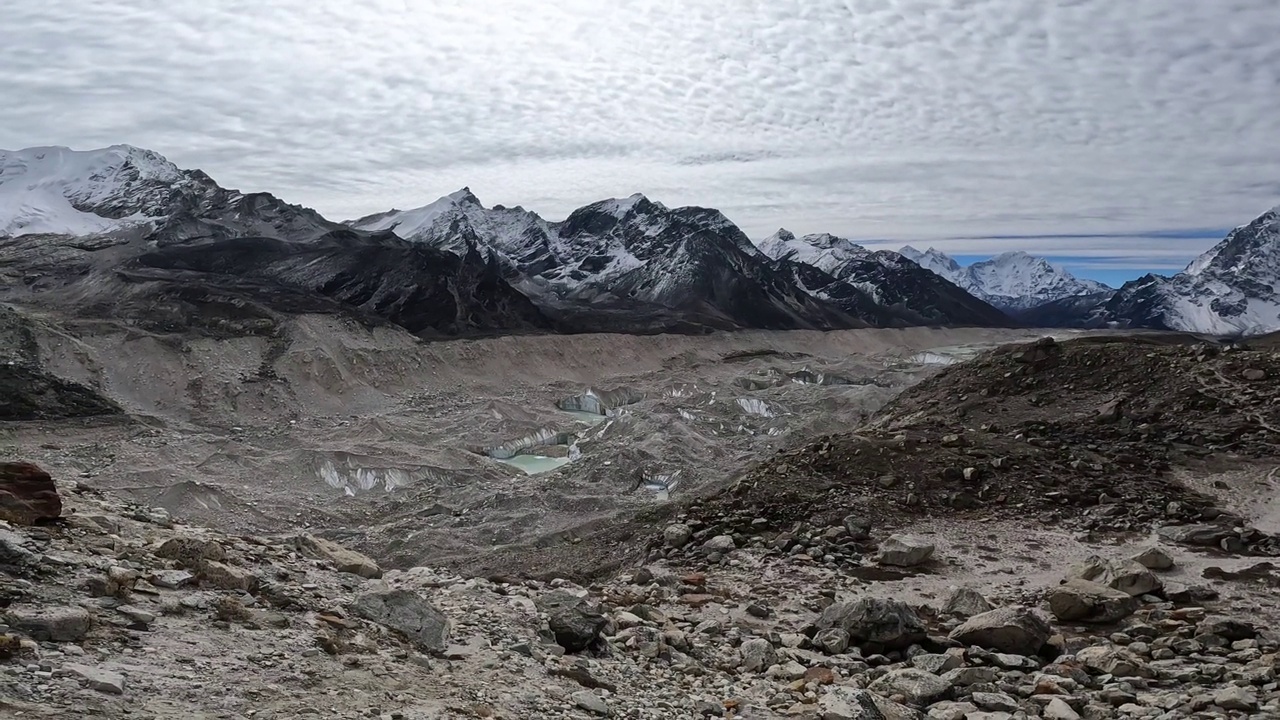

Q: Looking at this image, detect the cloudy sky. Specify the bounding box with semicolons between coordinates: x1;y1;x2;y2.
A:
4;0;1279;283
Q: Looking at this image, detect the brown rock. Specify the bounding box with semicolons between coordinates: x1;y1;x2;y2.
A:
291;534;382;579
156;536;227;568
804;666;836;685
0;462;61;525
196;560;258;593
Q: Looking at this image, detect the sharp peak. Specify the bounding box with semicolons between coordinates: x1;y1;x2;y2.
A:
446;187;481;205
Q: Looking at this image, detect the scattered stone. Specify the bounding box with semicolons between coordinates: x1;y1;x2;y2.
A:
949;605;1050;655
1066;556;1161;597
0;462;61;525
63;662;125;694
1048;579;1139;623
941;587;992;617
351;589;450;653
291;534;382;579
875;534;935;567
816;597;926;649
4;604;92;642
536;591;606;653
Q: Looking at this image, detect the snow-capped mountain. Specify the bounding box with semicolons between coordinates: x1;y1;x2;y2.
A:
898;246;1111;311
0;145;185;236
757;230;1010;327
353;191;868;331
1083;205;1280;336
0;145;549;336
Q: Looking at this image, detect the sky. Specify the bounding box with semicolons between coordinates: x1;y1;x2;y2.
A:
3;0;1280;282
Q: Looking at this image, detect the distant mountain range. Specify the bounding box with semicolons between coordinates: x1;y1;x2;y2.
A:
1;144;1277;337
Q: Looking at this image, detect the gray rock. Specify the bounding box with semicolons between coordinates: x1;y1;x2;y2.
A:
910;653;963;674
663;523;692;548
738;637;776;672
0;529;39;569
815;628;851;655
820;687;923;720
941;587;992;617
1066;556;1161;597
1156;523;1229;547
971;692;1019;712
4;604;92;642
1042;698;1081;720
571;689;611;716
195;560;258;593
702;534;737;554
867;668;951;706
154;536;226;567
939;666;998;687
62;663;125;694
926;702;978;720
290;534;382;579
536;591;606;653
817;597;926;649
876;534;935;567
351;588;450;653
148;569;195;589
1214;686;1258;711
1047;579;1139;623
1129;545;1174;571
1075;645;1149;677
842;516;872;541
949;605;1050;656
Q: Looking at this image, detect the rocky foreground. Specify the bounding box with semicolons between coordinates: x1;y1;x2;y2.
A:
3;454;1280;720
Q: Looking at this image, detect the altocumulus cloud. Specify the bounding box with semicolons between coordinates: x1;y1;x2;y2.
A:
2;0;1279;270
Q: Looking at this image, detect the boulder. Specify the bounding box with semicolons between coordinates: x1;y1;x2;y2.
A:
702;534;737;554
876;534;935;567
1157;523;1230;547
738;637;776;672
1042;698;1081;720
63;663;125;694
1129;545;1174;571
351;588;450;653
1075;645;1150;677
949;605;1050;656
942;587;992;617
4;604;92;642
1196;616;1256;641
291;534;382;579
155;536;227;567
196;560;258;593
816;597;926;649
867;668;951;706
819;687;924;720
0;462;61;525
662;523;692;548
536;590;607;653
1066;556;1161;597
842;515;872;541
1047;579;1139;623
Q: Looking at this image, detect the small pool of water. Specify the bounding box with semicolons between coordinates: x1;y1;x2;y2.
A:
561;409;607;425
494;455;571;475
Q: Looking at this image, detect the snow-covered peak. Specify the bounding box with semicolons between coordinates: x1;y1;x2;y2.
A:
897;246;1109;311
899;245;963;280
593;193;656;219
347;187;484;240
756;229;871;274
0;144;185;236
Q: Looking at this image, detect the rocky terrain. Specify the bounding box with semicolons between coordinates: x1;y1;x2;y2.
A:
3;328;1280;719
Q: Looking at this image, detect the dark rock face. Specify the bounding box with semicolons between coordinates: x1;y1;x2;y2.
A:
0;462;62;525
537;590;608;653
0;365;121;421
350;589;450;653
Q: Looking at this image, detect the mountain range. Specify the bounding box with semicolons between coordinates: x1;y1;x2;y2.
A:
1;144;1278;338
